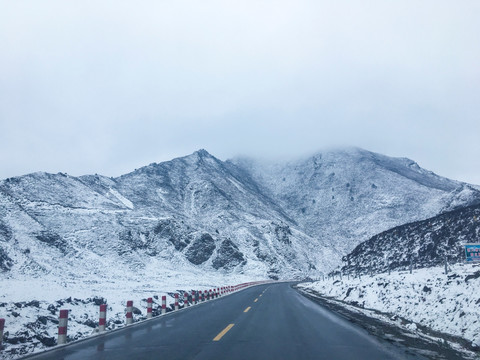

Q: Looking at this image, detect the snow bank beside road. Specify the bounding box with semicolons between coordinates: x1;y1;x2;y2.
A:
299;264;480;348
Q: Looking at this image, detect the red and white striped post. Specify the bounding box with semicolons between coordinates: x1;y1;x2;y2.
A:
161;296;166;314
192;291;196;304
58;309;69;345
174;294;179;311
184;293;189;307
147;298;153;319
0;318;5;349
199;290;203;302
126;301;133;325
99;304;107;332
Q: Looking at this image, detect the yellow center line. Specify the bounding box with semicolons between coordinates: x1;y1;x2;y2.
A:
244;306;251;312
213;324;235;341
254;298;258;302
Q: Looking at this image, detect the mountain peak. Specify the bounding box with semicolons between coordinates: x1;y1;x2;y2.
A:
180;149;220;165
193;149;211;157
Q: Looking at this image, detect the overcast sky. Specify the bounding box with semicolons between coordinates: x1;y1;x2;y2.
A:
1;1;479;184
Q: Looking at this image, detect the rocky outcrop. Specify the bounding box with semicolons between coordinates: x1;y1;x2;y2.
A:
185;233;216;265
212;239;245;270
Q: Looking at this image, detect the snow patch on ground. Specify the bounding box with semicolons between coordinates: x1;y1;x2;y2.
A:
108;188;134;209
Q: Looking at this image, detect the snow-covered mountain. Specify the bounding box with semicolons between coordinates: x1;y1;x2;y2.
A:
1;148;479;282
232;148;480;256
340;203;480;274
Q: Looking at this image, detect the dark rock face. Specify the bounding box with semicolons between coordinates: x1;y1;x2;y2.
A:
154;219;191;251
341;204;480;274
35;231;68;254
185;234;216;265
0;247;13;271
274;223;292;245
0;220;12;241
212;239;245;270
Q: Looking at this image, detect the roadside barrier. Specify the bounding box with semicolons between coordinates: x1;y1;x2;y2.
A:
192;291;196;304
161;296;166;314
146;298;153;319
58;310;69;345
184;293;189;307
174;294;179;311
126;301;134;325
99;304;107;332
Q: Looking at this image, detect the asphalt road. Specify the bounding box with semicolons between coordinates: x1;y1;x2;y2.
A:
25;283;428;360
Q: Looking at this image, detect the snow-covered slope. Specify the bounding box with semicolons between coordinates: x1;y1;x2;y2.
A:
340;203;480;274
298;264;480;353
0;150;336;284
232;147;480;256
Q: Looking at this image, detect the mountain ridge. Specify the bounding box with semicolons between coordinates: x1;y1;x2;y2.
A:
1;148;479;281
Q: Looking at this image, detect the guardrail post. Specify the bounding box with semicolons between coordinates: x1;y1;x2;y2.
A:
184;293;189;307
0;318;5;349
58;309;69;344
174;294;179;311
161;296;166;314
192;291;196;304
99;304;107;332
126;301;133;325
147;298;153;319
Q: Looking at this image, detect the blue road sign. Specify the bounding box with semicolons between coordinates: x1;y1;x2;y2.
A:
465;244;480;262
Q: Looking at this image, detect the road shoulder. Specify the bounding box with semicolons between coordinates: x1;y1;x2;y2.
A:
294;285;478;360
